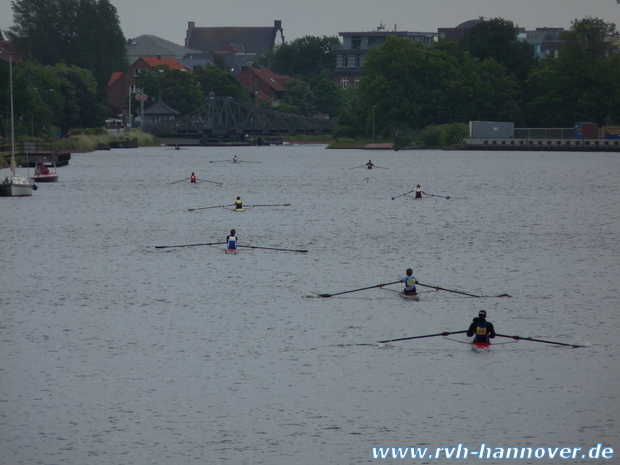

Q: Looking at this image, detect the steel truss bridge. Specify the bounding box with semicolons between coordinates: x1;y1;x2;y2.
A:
144;96;336;140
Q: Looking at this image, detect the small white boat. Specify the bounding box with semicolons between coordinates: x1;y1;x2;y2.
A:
0;172;34;196
33;160;59;183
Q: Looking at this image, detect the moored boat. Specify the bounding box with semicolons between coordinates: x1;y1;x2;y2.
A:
33;160;59;183
0;53;34;197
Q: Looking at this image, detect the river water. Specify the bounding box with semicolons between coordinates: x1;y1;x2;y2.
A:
1;145;618;464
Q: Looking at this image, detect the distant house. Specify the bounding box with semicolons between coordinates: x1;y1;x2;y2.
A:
524;27;564;58
126;34;201;64
332;25;438;89
106;56;190;118
143;100;180;123
236;67;292;104
185;20;284;55
0;36;22;63
184;20;284;73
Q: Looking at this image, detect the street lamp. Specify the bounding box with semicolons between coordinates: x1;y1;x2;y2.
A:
372;105;376;140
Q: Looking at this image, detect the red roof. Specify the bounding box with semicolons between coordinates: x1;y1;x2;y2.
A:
0;42;22;63
108;71;123;86
139;57;189;70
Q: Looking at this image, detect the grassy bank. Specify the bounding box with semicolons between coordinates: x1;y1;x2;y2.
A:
51;129;159;152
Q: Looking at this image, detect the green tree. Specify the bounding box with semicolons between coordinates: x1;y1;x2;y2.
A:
8;0;127;97
460;17;536;82
258;35;339;80
359;36;522;136
193;65;249;103
136;66;205;115
307;70;344;118
280;79;315;116
525;17;620;126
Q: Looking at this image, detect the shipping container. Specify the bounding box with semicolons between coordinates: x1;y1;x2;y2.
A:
574;122;599;140
469;121;515;139
601;126;620;139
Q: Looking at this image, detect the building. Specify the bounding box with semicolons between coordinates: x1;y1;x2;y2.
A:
184;20;284;73
332;24;438;89
236;67;292;104
143;100;180;123
524;27;564;58
106;56;189;118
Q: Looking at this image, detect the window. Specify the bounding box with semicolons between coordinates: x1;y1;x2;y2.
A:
134;68;141;76
342;55;348;67
351;36;361;50
355;55;361;68
340;78;349;89
354;78;361;88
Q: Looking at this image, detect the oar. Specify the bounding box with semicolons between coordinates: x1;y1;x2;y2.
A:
155;241;226;249
391;190;414;200
374;165;390;169
239;160;261;163
188;204;234;211
196;178;223;185
246;203;291;207
378;330;467;344
496;334;586;348
319;280;400;298
348;165;364;170
428;193;451;199
237;244;307;253
208;160;230;163
417;282;511;298
416;282;483;297
169;178;189;184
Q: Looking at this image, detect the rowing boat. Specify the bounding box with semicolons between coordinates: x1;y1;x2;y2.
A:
399;291;420;301
226;248;237;254
472;341;491;350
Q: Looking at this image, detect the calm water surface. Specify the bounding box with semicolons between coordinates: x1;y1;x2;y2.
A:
1;145;619;464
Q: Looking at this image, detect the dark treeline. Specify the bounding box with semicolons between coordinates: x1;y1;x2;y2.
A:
2;3;620;140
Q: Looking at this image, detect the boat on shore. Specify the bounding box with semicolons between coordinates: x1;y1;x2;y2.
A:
33;160;59;183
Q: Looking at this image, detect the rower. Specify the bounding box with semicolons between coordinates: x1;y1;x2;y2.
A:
467;310;496;343
226;229;237;251
190;172;196;183
400;268;418;295
365;160;374;169
233;155;239;163
414;184;427;198
235;196;243;210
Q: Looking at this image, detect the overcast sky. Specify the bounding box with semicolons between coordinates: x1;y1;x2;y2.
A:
1;0;619;46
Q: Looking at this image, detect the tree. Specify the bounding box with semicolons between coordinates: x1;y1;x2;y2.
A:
280;79;315;116
257;35;340;80
193;65;249;103
136;67;205;116
307;70;344;118
460;18;536;83
525;18;620;126
359;36;522;136
8;0;127;97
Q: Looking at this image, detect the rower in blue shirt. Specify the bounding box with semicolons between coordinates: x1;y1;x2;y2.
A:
467;310;496;343
401;268;418;295
226;229;238;251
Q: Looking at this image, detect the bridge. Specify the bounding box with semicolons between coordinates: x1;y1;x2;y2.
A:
142;96;336;144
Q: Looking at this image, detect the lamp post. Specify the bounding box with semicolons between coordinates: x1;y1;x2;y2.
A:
372;105;376;140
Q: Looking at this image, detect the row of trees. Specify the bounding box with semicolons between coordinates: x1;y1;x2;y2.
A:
3;0;620;140
0;60;106;137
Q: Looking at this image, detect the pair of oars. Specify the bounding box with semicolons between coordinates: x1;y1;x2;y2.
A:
378;331;585;348
169;178;222;185
391;191;450;200
187;203;291;212
154;241;307;252
317;281;510;298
